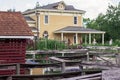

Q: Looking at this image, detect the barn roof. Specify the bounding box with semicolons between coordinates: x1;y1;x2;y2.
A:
0;11;33;39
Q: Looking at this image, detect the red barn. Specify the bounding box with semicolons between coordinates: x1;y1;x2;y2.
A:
0;11;33;75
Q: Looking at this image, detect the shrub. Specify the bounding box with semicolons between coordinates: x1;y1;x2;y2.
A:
113;39;120;46
36;38;66;50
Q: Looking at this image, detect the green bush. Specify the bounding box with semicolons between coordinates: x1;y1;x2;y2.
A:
113;39;120;46
36;38;66;50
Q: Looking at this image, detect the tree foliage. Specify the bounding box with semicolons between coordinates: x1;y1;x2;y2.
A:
84;3;120;41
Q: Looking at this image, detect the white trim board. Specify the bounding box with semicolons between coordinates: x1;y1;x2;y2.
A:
0;36;34;39
54;31;105;34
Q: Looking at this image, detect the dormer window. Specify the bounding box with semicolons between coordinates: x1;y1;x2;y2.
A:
57;1;65;10
58;4;64;10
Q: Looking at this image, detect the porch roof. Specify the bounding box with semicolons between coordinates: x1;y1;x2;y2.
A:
54;26;105;34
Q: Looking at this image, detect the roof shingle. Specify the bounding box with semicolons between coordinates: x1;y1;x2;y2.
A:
36;1;85;13
24;16;35;21
0;11;33;36
24;1;85;14
54;26;105;33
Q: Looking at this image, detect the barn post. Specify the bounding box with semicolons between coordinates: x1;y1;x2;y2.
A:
16;63;20;75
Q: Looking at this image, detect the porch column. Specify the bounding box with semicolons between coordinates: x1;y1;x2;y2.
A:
85;34;87;44
76;33;78;44
61;33;64;41
102;33;104;45
89;33;91;44
36;12;40;39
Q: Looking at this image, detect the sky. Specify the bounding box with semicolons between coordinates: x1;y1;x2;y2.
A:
0;0;119;19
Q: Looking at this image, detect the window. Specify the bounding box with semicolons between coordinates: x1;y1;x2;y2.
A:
44;15;48;24
43;31;49;39
74;16;77;24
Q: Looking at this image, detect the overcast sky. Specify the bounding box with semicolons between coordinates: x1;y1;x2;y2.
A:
0;0;119;19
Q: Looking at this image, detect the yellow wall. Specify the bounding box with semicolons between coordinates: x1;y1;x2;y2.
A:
40;13;82;40
25;11;83;44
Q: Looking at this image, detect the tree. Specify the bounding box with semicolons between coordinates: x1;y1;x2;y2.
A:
105;3;120;40
84;3;120;41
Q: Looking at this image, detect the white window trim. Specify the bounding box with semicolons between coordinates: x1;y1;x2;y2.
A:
74;16;78;25
44;15;49;25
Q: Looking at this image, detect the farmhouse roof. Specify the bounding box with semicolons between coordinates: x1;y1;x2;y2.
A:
38;1;85;12
24;16;35;21
24;1;85;14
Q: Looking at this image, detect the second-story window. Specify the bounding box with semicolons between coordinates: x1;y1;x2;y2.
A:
74;16;77;24
44;15;48;24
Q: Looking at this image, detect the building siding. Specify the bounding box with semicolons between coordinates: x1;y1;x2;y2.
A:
40;13;82;39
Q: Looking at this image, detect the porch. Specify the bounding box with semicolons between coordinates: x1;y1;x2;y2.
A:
54;26;105;45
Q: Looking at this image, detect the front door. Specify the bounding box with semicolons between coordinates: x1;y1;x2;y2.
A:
73;35;76;44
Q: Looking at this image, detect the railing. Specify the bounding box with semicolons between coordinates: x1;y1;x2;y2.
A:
0;60;119;80
1;49;120;80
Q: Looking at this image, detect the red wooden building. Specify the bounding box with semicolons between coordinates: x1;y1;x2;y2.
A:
0;11;33;75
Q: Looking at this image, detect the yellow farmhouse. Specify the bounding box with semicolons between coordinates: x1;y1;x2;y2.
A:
23;1;105;45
